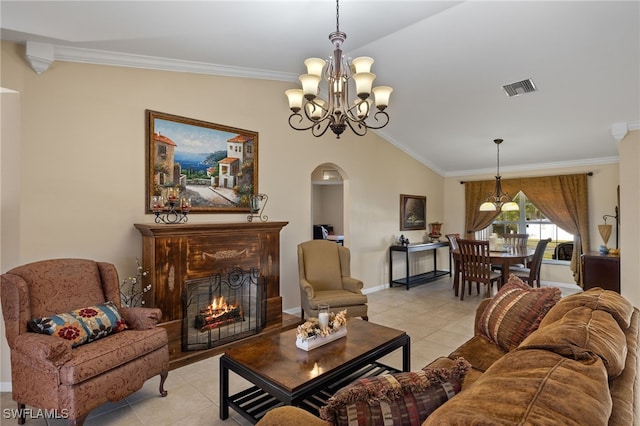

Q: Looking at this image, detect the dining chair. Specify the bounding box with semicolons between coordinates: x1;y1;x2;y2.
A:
445;234;461;295
509;238;552;287
457;239;501;301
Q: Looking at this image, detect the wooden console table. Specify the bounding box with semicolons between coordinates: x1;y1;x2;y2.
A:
389;241;450;290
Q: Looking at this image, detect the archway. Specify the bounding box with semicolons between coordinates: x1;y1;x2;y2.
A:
311;163;348;244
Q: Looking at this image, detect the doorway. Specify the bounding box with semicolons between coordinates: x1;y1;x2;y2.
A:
311;163;347;244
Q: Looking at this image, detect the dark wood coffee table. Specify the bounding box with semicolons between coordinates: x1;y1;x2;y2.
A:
220;319;410;424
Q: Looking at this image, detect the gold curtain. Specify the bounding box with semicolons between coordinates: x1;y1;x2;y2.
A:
465;174;589;284
464;180;500;238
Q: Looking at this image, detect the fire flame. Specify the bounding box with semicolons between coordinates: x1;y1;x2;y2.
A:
204;296;236;317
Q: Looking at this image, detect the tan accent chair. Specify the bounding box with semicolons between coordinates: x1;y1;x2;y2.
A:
1;258;169;426
298;240;368;320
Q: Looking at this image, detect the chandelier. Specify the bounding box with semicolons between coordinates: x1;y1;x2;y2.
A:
479;139;519;212
285;0;392;138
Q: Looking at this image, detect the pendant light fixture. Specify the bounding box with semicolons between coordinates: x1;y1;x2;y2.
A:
479;139;519;212
284;0;392;138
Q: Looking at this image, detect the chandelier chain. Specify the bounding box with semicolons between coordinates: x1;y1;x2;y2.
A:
496;141;500;176
336;0;340;33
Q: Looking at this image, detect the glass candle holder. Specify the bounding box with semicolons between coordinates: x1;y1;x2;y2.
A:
318;304;330;330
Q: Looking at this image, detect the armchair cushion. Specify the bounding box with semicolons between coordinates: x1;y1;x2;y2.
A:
59;327;168;385
308;290;368;310
319;357;471;426
28;301;127;347
478;275;561;351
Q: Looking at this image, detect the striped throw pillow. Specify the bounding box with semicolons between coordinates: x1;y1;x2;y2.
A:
320;357;470;426
479;275;561;351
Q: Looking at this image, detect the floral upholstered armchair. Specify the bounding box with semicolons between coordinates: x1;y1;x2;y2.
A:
0;258;169;425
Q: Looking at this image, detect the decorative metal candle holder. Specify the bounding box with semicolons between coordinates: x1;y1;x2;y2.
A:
247;193;268;222
152;195;190;224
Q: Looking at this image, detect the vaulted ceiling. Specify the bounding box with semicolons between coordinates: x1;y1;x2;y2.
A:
2;1;639;176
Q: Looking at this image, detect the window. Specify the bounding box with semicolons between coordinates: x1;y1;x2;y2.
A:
482;192;573;261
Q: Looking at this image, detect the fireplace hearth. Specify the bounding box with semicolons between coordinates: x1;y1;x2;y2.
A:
183;267;266;351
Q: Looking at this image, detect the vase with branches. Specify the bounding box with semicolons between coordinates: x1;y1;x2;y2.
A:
120;259;152;307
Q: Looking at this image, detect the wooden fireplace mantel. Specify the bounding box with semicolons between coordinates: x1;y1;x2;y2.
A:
134;221;289;368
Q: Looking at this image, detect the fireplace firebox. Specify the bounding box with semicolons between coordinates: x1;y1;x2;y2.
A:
182;267;266;351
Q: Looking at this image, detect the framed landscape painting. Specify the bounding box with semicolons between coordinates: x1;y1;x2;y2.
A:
400;194;426;230
146;110;258;213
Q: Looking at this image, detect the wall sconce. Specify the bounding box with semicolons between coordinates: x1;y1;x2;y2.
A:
247;193;268;222
602;206;619;249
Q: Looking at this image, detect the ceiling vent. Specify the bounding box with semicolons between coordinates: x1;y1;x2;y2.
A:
502;79;537;97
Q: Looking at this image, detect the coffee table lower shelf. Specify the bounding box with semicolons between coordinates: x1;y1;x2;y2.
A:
226;361;401;423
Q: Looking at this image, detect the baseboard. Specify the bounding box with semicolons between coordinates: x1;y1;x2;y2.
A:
1;381;12;392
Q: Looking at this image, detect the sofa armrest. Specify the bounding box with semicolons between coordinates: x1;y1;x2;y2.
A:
119;307;163;330
300;279;315;299
14;333;72;367
342;277;363;293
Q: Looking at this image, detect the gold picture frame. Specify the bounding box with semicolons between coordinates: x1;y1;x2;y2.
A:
400;194;426;231
146;110;258;214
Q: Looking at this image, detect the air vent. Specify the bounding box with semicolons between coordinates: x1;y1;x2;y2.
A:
502;79;537;97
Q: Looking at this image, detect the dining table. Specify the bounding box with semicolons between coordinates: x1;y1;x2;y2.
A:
451;247;536;293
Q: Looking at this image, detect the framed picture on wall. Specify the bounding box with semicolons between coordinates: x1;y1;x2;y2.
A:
400;194;426;230
146;110;258;214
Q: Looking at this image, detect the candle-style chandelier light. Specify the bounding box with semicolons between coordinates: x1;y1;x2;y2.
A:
285;0;392;138
479;139;519;212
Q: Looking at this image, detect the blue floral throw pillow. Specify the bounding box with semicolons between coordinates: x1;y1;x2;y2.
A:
28;301;128;347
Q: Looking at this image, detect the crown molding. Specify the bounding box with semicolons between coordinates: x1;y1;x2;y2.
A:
26;42;299;82
26;42;54;75
447;156;620;178
611;121;640;142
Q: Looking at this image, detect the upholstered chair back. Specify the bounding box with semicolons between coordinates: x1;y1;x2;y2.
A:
298;240;345;291
1;258;120;344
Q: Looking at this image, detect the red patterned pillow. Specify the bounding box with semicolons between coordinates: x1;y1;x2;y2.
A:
479;275;561;351
28;301;128;347
319;357;470;426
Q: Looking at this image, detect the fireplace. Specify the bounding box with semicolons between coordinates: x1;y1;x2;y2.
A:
134;221;288;367
183;267;266;351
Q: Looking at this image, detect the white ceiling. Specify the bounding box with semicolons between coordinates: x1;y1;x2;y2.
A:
1;1;639;176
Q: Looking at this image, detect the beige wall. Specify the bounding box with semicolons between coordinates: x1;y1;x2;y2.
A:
2;40;637;390
0;41;443;388
444;162;621;284
619;130;640;304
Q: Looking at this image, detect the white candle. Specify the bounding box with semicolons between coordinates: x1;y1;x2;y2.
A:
318;312;329;329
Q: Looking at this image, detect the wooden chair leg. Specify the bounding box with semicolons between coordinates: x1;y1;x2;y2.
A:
460;280;466;300
362;316;369;321
17;403;25;425
159;370;168;397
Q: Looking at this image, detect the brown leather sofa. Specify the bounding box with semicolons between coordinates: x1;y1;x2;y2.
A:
1;259;169;425
257;284;638;426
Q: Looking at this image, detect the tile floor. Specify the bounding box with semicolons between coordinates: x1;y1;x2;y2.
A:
0;277;581;425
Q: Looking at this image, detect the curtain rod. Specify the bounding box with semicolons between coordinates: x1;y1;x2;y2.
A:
460;171;593;184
